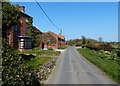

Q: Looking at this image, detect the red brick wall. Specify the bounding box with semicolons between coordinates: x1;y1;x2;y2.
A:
8;26;20;49
19;13;28;36
44;44;58;49
8;13;28;49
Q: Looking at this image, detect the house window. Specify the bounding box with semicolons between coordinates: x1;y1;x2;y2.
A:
19;38;32;49
25;28;28;34
14;24;18;32
20;39;24;49
26;17;28;22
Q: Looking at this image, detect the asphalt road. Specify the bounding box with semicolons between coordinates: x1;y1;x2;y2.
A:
45;47;117;84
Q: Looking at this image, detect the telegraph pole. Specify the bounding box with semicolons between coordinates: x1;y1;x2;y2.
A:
60;29;62;47
60;29;62;35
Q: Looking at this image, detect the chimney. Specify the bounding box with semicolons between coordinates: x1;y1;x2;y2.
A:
19;6;25;13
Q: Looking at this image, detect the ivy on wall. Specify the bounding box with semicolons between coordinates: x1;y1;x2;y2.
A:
2;3;40;85
2;2;20;39
26;17;42;48
42;32;57;44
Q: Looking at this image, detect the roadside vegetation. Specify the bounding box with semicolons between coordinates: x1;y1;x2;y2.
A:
2;41;37;85
58;46;68;49
19;49;61;83
20;53;59;82
20;50;61;55
77;48;119;83
26;56;50;69
72;36;120;83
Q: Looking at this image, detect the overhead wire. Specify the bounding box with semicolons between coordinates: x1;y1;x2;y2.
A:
35;0;60;31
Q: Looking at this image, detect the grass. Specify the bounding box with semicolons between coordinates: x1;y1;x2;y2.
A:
26;55;50;69
58;46;68;49
111;45;118;48
20;50;61;55
77;48;119;83
20;50;61;69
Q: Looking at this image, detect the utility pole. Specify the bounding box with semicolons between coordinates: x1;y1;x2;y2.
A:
60;29;62;47
60;29;62;35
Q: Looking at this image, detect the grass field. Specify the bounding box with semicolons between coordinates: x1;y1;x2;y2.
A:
77;48;119;83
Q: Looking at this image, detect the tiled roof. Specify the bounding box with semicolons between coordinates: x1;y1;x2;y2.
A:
33;26;42;33
46;31;65;39
58;34;65;39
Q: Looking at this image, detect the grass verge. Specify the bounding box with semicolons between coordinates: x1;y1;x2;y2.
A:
26;55;50;69
77;48;119;83
20;50;61;55
58;46;68;49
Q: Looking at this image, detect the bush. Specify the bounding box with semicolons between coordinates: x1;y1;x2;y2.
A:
58;46;68;49
2;41;40;85
97;44;113;51
86;43;113;52
47;48;53;50
33;47;40;50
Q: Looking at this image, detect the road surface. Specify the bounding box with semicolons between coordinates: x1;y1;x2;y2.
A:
45;47;116;84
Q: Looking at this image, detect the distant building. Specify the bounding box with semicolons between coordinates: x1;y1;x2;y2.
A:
8;6;33;51
41;31;67;49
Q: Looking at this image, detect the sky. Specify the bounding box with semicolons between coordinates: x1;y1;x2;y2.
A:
11;2;118;42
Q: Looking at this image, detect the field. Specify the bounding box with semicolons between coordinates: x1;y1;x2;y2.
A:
77;48;119;83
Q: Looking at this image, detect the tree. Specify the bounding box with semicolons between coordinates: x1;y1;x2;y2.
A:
81;36;87;45
98;37;103;42
2;2;20;38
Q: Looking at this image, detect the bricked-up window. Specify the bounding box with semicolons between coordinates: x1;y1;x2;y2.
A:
14;24;18;32
26;17;28;22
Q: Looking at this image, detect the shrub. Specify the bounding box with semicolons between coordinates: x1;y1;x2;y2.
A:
2;41;40;85
33;47;40;50
97;44;113;51
47;48;53;50
58;46;68;49
86;43;113;52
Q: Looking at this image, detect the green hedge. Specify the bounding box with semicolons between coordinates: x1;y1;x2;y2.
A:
2;41;40;85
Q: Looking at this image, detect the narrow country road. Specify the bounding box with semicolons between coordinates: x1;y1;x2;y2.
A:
45;47;116;84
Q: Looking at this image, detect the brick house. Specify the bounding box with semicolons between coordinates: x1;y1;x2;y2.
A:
8;6;33;51
41;31;67;49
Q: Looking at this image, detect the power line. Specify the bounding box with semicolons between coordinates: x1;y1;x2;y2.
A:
35;0;60;31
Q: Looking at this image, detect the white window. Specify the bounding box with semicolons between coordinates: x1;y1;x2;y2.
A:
20;42;24;49
21;39;24;41
19;38;32;49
